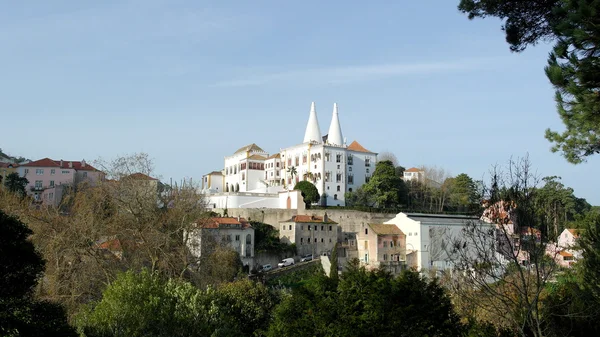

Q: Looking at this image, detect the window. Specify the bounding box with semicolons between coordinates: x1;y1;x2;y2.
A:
349;166;352;172
329;226;332;231
62;170;69;174
348;174;354;185
35;180;42;188
365;228;368;235
24;169;29;174
383;241;388;248
383;254;388;261
347;155;353;165
289;225;292;230
334;194;338;200
49;181;54;187
336;173;342;183
308;238;311;243
50;169;55;175
409;232;412;236
49;192;54;200
235;235;240;241
366;168;370;173
301;225;304;230
83;172;88;178
325;152;331;161
365;158;371;167
336;153;342;163
365;175;371;183
336;185;341;192
321;238;324;243
301;238;304;244
295;156;299;166
36;169;44;175
242;173;245;181
321;226;324;231
314;225;318;231
302;154;307;164
329;238;332;243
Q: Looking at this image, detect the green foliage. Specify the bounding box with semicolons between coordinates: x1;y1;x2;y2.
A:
0;210;75;336
268;260;464;337
577;211;600;301
447;173;481;211
78;269;277;337
4;172;28;197
459;0;600;163
266;263;323;289
330;243;339;285
360;160;408;208
77;269;209;337
294;180;320;208
251;220;296;255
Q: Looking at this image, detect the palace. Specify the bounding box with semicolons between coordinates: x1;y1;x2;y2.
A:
202;102;378;209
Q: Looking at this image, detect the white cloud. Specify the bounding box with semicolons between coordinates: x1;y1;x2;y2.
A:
211;58;502;88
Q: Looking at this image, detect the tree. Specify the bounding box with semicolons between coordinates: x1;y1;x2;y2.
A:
294;181;320;209
446;157;560;337
361;160;408;208
448;173;481;211
287;166;297;183
251;221;295;255
4;172;28;197
330;243;339;284
0;210;75;336
378;151;399;167
76;269;210;337
458;0;600;163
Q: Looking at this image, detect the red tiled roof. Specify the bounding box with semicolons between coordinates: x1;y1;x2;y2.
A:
368;223;404;236
234;143;265;155
346;141;372;153
247;154;267;160
0;162;17;168
22;158;99;171
267;153;281;159
97;239;122;251
405;167;422;173
126;173;158;181
559;250;573;257
286;215;338;224
567;229;582;237
197;217;252;229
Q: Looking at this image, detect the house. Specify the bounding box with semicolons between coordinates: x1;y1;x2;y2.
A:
187;216;255;267
18;158;103;206
202;102;378;208
0;162;18;189
554;228;583;267
356;223;406;274
558;228;582;250
279;214;338;257
403;167;424;182
385;212;486;271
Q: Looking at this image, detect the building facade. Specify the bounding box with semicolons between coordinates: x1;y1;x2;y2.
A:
18;158;103;206
356;223;406;274
203;102;378;208
187;217;255;267
279;214;338;257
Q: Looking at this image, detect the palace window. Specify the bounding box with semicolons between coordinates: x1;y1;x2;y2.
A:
295;156;299;166
325;152;331;161
302;154;307;164
365;158;371;167
347;155;353;165
336;153;342;163
336;173;342;183
348;174;354;185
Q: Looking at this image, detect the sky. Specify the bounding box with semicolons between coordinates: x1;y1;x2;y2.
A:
1;0;599;204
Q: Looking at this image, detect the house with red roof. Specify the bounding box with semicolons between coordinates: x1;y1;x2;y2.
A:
403;167;425;182
18;158;104;206
186;216;255;267
279;213;339;257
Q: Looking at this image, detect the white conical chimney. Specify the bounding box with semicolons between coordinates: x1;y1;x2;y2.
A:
303;102;322;143
327;103;344;146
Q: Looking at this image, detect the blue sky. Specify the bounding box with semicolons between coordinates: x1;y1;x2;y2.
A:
2;0;599;204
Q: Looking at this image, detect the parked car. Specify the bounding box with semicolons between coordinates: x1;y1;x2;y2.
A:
261;264;272;272
278;258;295;268
301;254;313;262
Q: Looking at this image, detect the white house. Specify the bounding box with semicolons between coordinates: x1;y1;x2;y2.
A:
202;102;378;208
385;212;485;271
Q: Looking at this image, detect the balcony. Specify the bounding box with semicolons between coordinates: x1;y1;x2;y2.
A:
30;186;45;192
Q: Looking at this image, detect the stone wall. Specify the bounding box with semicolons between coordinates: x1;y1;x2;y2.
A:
214;208;396;235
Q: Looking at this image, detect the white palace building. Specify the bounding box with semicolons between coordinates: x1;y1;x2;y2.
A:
201;102;378;209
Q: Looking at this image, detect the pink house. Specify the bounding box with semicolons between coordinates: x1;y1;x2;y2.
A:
19;158;104;206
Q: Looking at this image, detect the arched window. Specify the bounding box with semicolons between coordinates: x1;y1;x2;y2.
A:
246;234;252;244
334;194;338;200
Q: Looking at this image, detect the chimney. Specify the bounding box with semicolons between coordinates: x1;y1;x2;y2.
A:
68;161;73;168
81;159;86;167
60;159;63;167
323;212;328;223
237;215;240;221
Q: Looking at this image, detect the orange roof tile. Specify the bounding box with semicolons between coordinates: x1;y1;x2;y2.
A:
22;158;99;171
197;217;252;229
126;173;158;181
0;162;17;168
559;250;573;257
247;154;267;160
347;141;372;153
267;153;281;159
285;215;337;224
405;167;423;173
368;224;404;236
